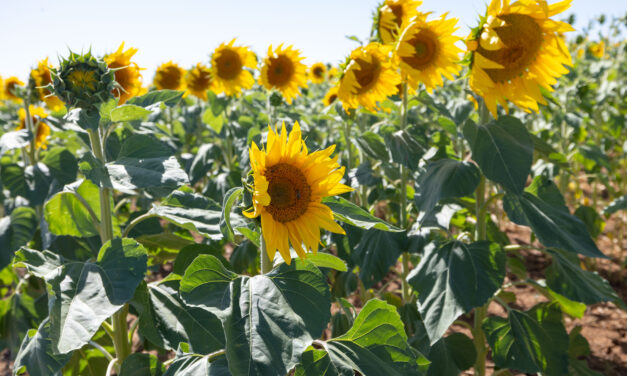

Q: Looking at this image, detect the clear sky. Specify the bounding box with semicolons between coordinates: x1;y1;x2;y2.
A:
0;0;625;81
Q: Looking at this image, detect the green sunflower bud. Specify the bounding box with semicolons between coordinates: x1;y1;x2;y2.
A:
50;50;115;110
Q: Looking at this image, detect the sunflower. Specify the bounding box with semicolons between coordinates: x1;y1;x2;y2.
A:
104;42;143;104
323;86;339;107
244;121;352;264
153;61;185;91
259;44;308;104
467;0;574;117
378;0;423;44
29;59;65;112
17;105;50;149
338;43;401;111
309;62;327;84
210;39;256;96
3;76;24;102
327;66;340;83
589;41;604;58
396;13;463;93
184;63;212;100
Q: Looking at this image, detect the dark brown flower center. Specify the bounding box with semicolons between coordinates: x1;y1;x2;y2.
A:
402;28;439;70
267;55;295;87
264;163;311;222
352;56;381;94
216;49;243;80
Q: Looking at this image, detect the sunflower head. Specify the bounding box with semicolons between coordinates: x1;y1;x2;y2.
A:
588;40;605;58
153;61;185;91
259;44;308;104
17;105;50;150
104;42;143;104
184;63;212;101
396;13;463;93
323;86;339;107
51;50;115;110
3;76;25;102
338;43;401;111
467;0;574;117
245;121;352;264
29;58;65;112
309;62;327;84
211;39;256;97
377;0;423;44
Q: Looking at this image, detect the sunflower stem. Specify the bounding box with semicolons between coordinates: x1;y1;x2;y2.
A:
473;100;490;376
22;95;37;166
399;82;411;304
260;235;272;274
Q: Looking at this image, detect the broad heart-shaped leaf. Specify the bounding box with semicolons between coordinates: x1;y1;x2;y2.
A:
296;299;425;376
149;188;224;240
407;241;506;343
130;281;224;355
546;249;620;305
42;147;78;186
0;129;29;155
110;104;152;123
352;229;407;288
603;195;626;216
13;318;72;376
426;333;476;376
415;159;480;220
0;207;38;270
44;179;102;237
463;116;533;194
119;353;165;376
104;134;188;196
220;187;244;242
322;196;402;232
180;255;331;376
163;351;230;376
126;89;184;108
503;192;606;258
483;302;569;376
356;131;389;161
13;238;147;354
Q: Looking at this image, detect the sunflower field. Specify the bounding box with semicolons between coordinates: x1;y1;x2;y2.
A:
0;0;626;375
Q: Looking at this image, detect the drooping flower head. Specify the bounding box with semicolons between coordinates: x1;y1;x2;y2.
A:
309;62;327;84
396;13;463;93
3;76;24;102
17;105;50;150
50;50;116;110
184;63;212;100
29;59;65;112
153;61;185;91
323;86;339;107
467;0;574;117
104;42;143;104
210;39;256;96
338;43;401;111
377;0;423;44
259;44;308;104
245;121;352;264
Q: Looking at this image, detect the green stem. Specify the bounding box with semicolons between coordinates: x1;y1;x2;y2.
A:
399;82;411;304
88;126;130;365
22;97;37;165
122;212;159;238
260;235;272;274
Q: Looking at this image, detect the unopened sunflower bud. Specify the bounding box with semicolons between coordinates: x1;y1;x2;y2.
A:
51;50;115;110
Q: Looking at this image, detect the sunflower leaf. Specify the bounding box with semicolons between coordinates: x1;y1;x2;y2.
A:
322;196;402;232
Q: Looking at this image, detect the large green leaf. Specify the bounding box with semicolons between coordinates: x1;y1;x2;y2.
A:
323;196;402;232
463;116;533;193
483;302;569;375
603;195;626;216
13;239;147;354
415;159;480;219
119;353;165;376
180;255;331;376
503;192;605;258
356;131;389;161
407;241;506;343
126;90;184;108
42;147;78;185
44;179;102;237
110;104;152;123
0;207;38;269
149;188;224;240
296;299;425;376
163;349;230;376
383;128;426;169
0;129;29;155
220;187;244;242
1;162;27;198
352;229;406;288
545;249;620;305
426;333;476;376
131;281;224;355
13;318;72;376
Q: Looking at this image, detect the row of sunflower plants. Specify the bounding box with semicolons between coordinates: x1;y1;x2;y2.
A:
0;0;625;375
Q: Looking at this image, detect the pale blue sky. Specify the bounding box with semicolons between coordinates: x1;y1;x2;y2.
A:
0;0;624;81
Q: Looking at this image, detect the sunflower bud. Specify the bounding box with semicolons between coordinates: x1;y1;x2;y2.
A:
50;50;115;110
